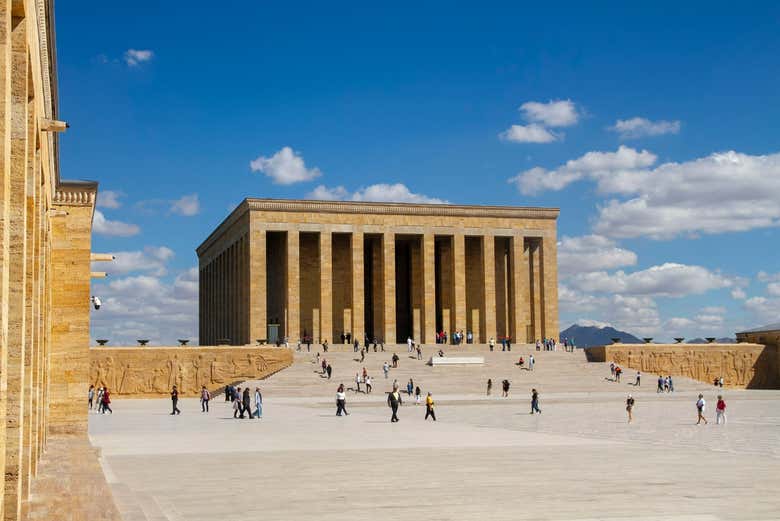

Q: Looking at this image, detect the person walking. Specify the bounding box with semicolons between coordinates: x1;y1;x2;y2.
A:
233;387;242;418
696;394;708;425
626;394;634;423
387;384;402;422
489;337;495;351
416;345;423;360
530;388;541;414
170;385;181;415
486;379;492;396
407;378;414;397
425;392;436;421
635;371;641;386
360;348;365;363
241;387;252;419
88;385;95;411
528;354;535;371
96;386;105;413
326;363;332;380
502;379;510;398
667;376;674;393
200;385;210;412
383;361;390;379
336;384;348;416
715;395;726;424
365;375;373;394
415;385;421;404
254;387;263;419
355;373;362;393
392;353;399;368
101;388;113;414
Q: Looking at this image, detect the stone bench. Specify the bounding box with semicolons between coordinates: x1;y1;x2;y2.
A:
428;356;484;366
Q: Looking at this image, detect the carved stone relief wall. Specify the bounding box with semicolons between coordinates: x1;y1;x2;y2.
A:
89;347;293;397
586;343;779;389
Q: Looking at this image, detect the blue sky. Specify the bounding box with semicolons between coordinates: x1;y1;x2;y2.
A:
60;2;780;344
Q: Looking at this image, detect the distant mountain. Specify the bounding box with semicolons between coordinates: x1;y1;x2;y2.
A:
687;337;736;344
560;324;643;348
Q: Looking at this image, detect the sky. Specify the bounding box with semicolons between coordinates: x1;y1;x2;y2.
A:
57;2;780;344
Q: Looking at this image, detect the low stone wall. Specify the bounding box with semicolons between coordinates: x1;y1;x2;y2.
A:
585;343;779;389
89;346;293;397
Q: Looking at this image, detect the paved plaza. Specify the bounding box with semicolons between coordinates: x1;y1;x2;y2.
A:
90;345;780;521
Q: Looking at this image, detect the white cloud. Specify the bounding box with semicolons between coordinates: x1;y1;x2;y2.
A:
250;146;322;185
743;296;780;327
700;306;726;315
91;268;198;345
731;287;747;300
92;210;140;237
767;282;780;297
508;146;657;195
609;117;681;139
97;190;123;209
170;193;200;216
500;124;559;143
567;262;737;298
574;319;613;329
757;271;780;282
520;100;579;127
557;235;637;276
124;49;154;66
93;246;175;277
306;183;446;204
593;151;780;239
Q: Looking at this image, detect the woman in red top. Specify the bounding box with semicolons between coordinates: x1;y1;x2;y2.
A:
716;395;726;424
101;388;113;414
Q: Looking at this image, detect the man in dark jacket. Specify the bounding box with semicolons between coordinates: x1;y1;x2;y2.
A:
170;385;181;415
241;387;252;419
387;384;402;422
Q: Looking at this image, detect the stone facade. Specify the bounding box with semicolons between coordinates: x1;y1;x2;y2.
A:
89;346;293;398
0;2;120;519
586;343;780;389
197;199;560;347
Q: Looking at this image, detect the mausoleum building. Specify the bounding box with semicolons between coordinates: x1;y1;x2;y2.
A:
197;199;560;346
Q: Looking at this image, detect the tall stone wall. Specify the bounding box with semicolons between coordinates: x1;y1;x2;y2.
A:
585;343;779;389
89;347;293;398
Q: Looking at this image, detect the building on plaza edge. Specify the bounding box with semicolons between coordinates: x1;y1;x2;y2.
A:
196;198;559;346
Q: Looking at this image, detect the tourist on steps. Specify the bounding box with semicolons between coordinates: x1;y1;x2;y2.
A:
254;387;263;419
388;384;402;422
626;394;634;423
336;384;348;416
530;388;541;414
200;385;210;412
425;392;436;421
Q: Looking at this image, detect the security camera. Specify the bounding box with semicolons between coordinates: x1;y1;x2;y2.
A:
91;295;102;310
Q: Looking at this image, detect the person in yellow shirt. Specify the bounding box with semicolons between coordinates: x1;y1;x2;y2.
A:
425;392;436;421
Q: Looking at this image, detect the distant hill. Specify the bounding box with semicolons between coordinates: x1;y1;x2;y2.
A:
560;324;643;348
687;337;736;344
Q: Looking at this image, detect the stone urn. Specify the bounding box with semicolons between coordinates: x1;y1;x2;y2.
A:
674;337;685;343
610;337;621;344
643;338;653;344
96;339;109;346
706;337;716;343
177;339;189;346
137;339;149;346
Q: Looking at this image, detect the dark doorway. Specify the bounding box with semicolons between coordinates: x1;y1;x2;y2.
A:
395;239;413;342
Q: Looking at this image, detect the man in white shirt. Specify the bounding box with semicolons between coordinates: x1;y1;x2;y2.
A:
696;394;708;425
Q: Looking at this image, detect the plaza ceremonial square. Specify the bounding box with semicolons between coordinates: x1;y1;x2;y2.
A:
90;344;780;521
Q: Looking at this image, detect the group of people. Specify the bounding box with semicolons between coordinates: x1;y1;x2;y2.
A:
626;393;727;425
226;385;262;419
516;354;535;370
488;337;513;351
536;338;557;351
354;369;374;393
609;362;624;382
88;384;113;414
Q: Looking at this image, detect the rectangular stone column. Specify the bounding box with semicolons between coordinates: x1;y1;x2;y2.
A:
530;240;542;341
510;234;527;343
319;230;333;344
382;231;395;344
541;234;559;341
249;225;267;345
453;233;466;334
4;19;28;518
482;234;497;342
286;230;300;341
422;233;436;344
351;231;364;343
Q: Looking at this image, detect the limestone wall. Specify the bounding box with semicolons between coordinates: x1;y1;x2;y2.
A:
89;346;294;398
585;343;779;389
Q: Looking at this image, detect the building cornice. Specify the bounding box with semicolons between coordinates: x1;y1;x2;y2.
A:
53;180;98;212
197;198;559;256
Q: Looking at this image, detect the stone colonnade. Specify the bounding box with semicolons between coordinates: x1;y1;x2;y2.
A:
198;202;560;347
0;2;102;519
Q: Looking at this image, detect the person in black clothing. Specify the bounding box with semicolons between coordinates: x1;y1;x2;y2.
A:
392;353;399;368
225;384;232;402
530;388;541;414
502;379;510;398
326;363;332;379
241;387;252;419
387;385;402;422
170;385;181;415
